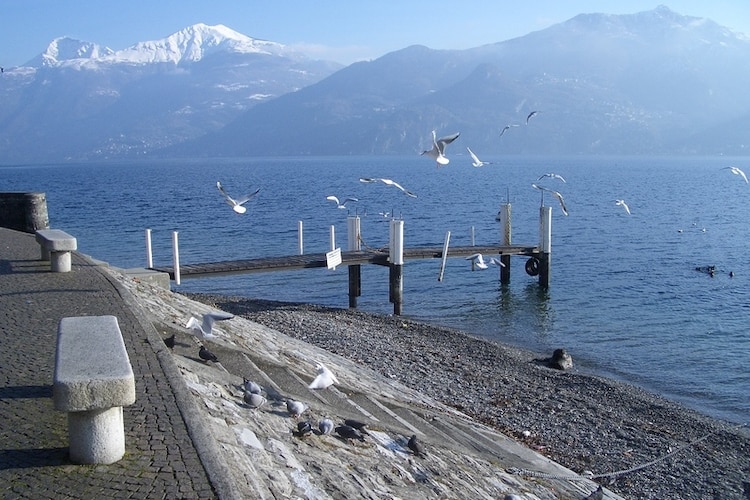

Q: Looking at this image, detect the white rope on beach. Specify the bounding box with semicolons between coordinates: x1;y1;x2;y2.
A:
508;422;747;482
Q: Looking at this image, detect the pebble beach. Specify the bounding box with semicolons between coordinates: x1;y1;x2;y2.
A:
186;292;750;499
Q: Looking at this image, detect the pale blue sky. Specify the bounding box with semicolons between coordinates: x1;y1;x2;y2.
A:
2;1;749;68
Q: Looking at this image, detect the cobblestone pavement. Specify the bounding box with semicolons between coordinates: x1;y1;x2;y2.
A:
0;228;219;499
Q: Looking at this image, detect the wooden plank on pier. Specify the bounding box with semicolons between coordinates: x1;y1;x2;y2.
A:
151;245;540;280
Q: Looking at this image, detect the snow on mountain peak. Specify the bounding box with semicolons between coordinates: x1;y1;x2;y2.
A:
32;37;114;66
106;23;289;65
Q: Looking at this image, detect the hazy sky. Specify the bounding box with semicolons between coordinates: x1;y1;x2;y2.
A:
2;1;749;67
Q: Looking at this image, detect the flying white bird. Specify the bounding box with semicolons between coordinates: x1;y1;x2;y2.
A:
526;110;540;124
722;166;748;184
531;183;569;216
537;173;566;183
326;195;359;209
308;362;339;390
359;177;417;198
185;311;234;340
466;253;489;270
421;130;460;167
467;147;492;167
499;124;519;137
615;199;631;215
489;257;506;268
216;181;260;214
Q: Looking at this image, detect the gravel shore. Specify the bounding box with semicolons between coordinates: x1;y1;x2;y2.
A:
187;293;749;499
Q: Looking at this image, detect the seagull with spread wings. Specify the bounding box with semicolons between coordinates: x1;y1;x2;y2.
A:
421;130;460;167
216;181;260;214
532;183;568;216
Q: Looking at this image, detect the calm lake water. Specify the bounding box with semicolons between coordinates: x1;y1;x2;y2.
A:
2;154;748;424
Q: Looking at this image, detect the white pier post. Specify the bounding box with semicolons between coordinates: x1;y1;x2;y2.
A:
329;225;336;252
145;228;153;268
389;218;404;315
470;226;475;246
172;231;181;286
347;215;362;308
298;220;304;255
438;231;451;282
538;206;552;287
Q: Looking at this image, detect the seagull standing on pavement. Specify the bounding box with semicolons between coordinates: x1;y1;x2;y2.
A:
421;130;460;167
217;181;260;214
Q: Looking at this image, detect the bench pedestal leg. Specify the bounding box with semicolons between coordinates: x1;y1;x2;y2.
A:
41;247;50;261
68;406;125;464
51;251;72;272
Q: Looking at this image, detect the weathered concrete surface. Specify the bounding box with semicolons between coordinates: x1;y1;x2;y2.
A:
114;268;622;499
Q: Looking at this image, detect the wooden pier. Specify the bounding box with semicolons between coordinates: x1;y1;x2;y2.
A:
149;203;555;315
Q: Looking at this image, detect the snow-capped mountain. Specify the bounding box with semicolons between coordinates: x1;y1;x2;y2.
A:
0;24;342;162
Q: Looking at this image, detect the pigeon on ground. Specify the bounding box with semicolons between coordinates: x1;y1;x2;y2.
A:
244;391;266;409
286;399;306;418
243;378;262;395
198;345;218;363
294;421;313;437
408;434;426;458
318;418;335;435
344;419;369;434
335;424;365;442
164;334;175;349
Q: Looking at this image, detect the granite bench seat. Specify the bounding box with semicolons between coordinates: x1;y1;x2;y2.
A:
53;315;136;464
35;229;77;272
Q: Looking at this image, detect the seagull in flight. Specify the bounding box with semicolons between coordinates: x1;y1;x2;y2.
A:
421;130;460;167
526;111;540;124
466;253;489;270
186;311;234;340
489;257;506;268
326;195;358;209
722;166;748;184
359;177;417;198
537;173;566;183
531;183;569;216
216;181;260;214
615;199;631;215
499;124;519;137
467;147;492;167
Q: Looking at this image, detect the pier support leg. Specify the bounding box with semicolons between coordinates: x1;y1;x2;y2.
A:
500;255;511;284
347;215;362;308
348;265;361;308
538;253;550;288
389;264;403;315
498;202;512;285
538;206;552;289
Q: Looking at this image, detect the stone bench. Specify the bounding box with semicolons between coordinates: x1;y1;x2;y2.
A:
53;315;136;464
35;229;77;272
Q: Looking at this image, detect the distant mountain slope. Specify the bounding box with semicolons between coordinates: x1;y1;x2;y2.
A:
176;6;750;158
0;24;342;163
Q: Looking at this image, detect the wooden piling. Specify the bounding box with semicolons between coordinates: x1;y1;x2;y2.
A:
538;206;552;288
389;219;404;315
347;215;361;308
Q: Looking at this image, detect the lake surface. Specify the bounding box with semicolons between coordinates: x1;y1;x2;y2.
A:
2;154;748;424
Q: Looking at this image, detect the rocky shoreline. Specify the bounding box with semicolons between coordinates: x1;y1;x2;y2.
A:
186;292;749;500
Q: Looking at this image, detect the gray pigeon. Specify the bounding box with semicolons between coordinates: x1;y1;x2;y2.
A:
344;419;369;434
243;378;262;395
318;418;334;435
244;391;266;409
286;399;306;418
294;421;313;437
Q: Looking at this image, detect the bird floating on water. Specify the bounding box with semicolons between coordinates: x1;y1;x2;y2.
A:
531;183;568;216
326;195;359;209
722;166;748;184
198;345;219;363
615;199;631;215
421;130;460;167
537;173;566;183
359;177;417;198
186;311;234;340
308;362;339;390
466;253;489;270
216;181;260;214
467;147;492;167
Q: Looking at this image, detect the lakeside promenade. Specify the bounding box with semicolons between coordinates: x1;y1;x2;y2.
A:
0;226;618;499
